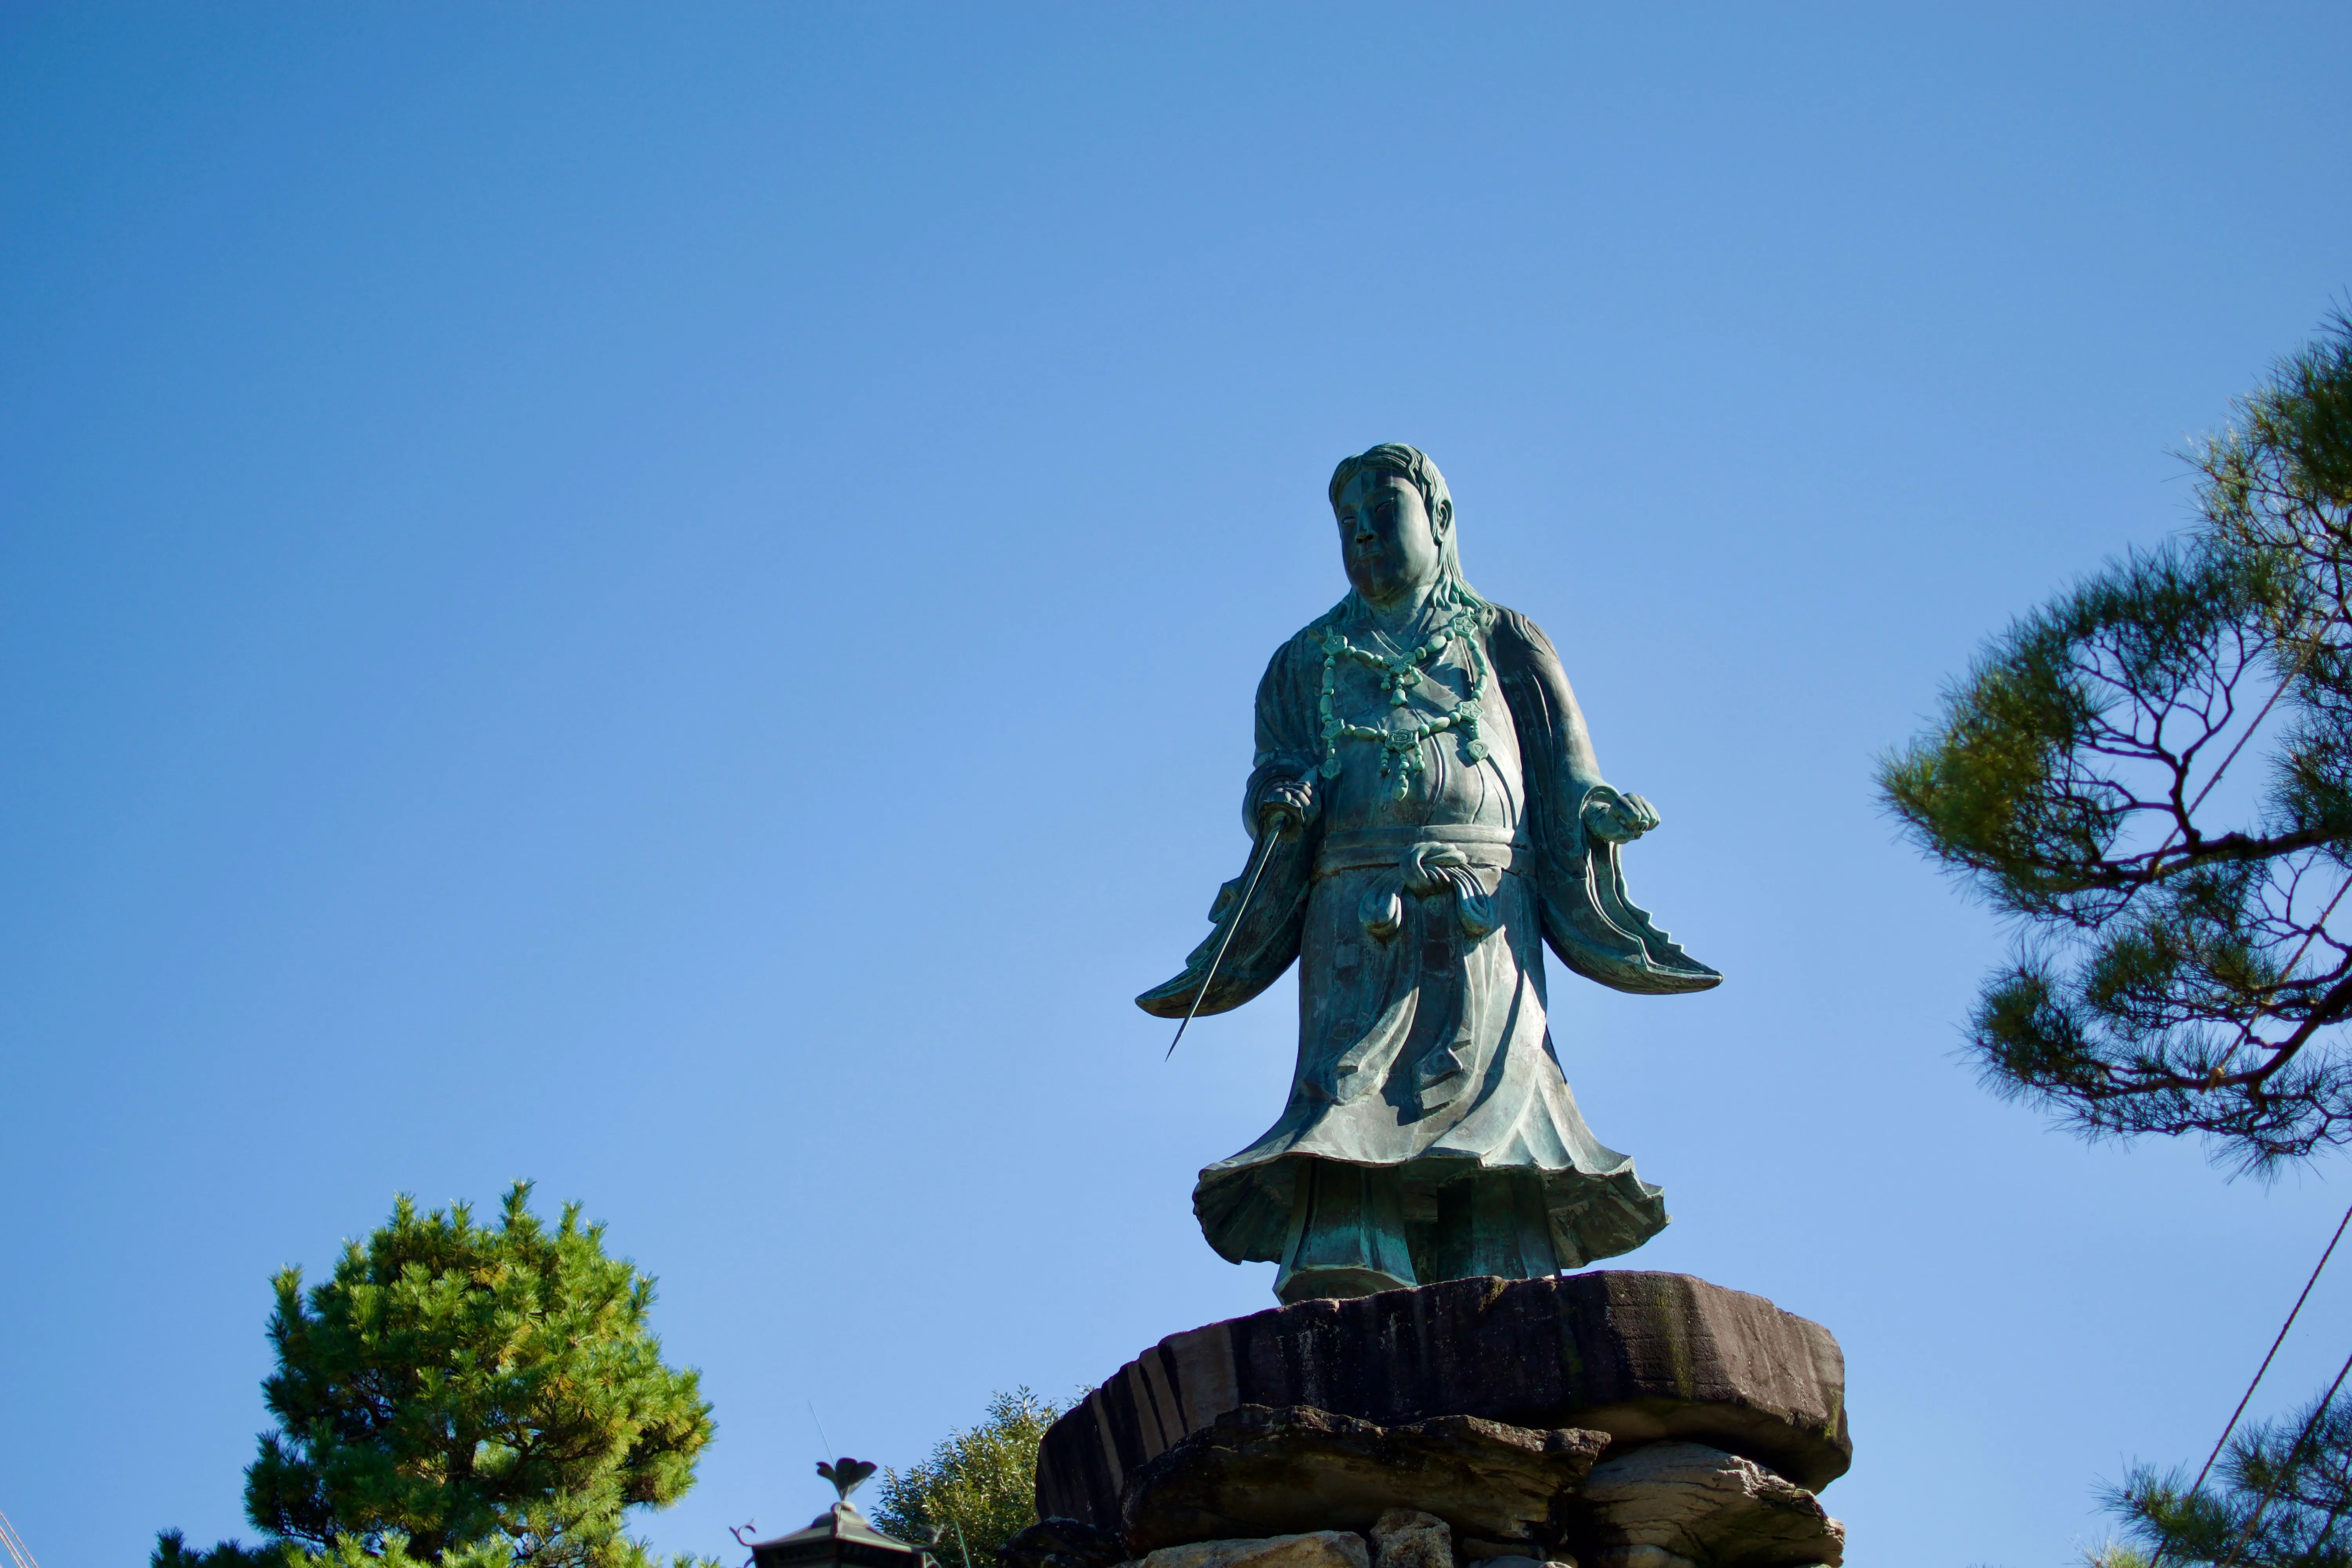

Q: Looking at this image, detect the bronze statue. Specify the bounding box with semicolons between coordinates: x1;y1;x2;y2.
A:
1142;444;1719;1304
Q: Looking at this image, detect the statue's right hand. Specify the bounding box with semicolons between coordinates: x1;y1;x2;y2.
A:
1582;785;1661;844
1259;778;1314;837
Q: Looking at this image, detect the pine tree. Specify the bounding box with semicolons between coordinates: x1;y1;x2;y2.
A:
154;1183;715;1568
1882;317;2352;1566
2095;1387;2352;1567
1881;316;2352;1168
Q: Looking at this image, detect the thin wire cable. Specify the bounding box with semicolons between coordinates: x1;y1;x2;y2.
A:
2147;1201;2352;1568
0;1507;38;1568
806;1399;836;1459
2136;630;2319;883
2184;643;2312;820
2305;1482;2352;1565
2209;875;2352;1081
2197;1202;2352;1497
2214;1345;2352;1568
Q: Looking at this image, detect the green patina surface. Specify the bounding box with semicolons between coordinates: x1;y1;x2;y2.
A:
1142;444;1722;1305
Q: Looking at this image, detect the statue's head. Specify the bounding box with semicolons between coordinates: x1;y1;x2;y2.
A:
1328;443;1479;610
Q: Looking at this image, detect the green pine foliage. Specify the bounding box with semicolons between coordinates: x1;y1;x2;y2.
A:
151;1527;511;1568
1886;316;2352;1566
154;1183;716;1568
1880;316;2352;1168
2091;1388;2352;1567
870;1390;1063;1568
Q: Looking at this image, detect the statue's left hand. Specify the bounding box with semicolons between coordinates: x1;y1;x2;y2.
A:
1582;786;1661;844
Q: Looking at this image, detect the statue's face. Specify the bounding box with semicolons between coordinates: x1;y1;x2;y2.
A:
1335;469;1445;606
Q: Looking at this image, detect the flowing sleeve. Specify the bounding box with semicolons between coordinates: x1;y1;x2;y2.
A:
1135;627;1325;1020
1491;607;1722;996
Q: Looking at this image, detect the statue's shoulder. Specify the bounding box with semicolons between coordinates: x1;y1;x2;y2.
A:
1481;601;1558;664
1272;603;1349;662
1297;599;1350;640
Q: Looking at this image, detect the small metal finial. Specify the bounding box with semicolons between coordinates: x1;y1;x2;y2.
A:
816;1458;877;1502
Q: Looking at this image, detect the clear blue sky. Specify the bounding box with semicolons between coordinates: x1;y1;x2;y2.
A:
4;7;2349;1567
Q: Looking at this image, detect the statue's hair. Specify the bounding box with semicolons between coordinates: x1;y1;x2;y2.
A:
1327;442;1488;613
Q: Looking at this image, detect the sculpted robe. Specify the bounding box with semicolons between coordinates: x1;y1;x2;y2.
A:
1140;598;1718;1296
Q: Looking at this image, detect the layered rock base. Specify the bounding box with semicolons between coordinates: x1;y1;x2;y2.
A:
1018;1273;1850;1568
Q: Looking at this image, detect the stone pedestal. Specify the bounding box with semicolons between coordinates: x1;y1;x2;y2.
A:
1019;1272;1849;1568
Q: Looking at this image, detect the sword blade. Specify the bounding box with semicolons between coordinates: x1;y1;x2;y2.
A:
1165;818;1288;1060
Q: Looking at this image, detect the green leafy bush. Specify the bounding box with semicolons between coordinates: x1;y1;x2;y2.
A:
871;1390;1062;1567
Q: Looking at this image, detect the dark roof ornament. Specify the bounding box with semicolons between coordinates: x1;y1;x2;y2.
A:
741;1461;930;1568
817;1459;878;1501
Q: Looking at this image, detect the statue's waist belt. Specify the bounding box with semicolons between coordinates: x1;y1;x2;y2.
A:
1315;822;1530;878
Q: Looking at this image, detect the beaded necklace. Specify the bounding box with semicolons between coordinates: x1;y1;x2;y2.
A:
1317;603;1495;797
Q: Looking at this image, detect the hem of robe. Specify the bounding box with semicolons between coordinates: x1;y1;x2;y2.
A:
1193;1148;1668;1274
